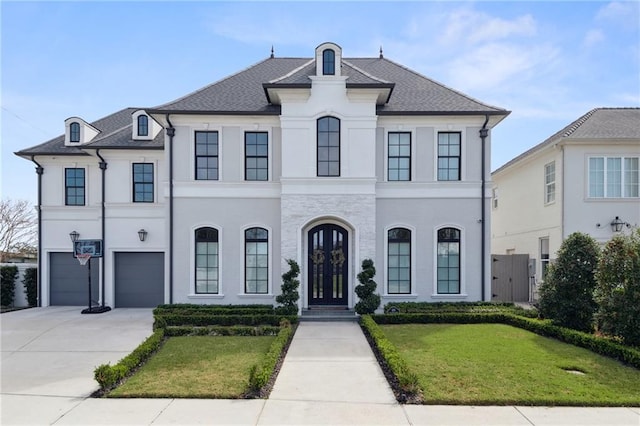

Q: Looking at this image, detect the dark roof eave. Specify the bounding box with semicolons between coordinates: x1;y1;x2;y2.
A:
147;109;281;116
15;150;92;158
83;145;164;150
377;110;511;116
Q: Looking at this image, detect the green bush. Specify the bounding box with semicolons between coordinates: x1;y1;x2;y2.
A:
22;268;37;307
94;329;165;391
165;325;281;337
383;301;537;317
594;230;640;346
360;315;421;399
1;265;18;307
154;304;274;312
538;232;600;332
248;324;294;391
275;259;300;315
153;314;298;330
354;259;381;315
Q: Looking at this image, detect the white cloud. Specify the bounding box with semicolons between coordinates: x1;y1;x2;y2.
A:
596;1;640;30
583;29;605;48
439;8;537;46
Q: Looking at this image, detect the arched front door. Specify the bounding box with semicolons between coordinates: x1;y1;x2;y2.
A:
308;224;348;306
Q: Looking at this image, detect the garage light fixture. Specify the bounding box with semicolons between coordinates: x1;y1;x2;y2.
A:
138;228;148;242
69;230;80;243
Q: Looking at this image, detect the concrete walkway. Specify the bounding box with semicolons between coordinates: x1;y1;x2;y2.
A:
1;309;639;425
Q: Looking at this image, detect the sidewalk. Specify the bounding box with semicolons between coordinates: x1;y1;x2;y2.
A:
1;312;639;425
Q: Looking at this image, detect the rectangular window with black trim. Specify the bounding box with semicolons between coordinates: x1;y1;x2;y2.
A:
437;228;461;294
388;228;411;294
437;132;461;181
132;163;154;203
317;116;340;177
245;227;268;294
195;131;219;180
65;168;85;206
245;132;268;181
388;132;411;181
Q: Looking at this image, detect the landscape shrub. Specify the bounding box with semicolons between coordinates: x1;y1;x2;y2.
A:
94;329;165;391
354;259;381;314
275;259;300;315
165;325;281;337
0;265;18;307
383;301;537;317
248;323;294;391
538;232;600;332
360;315;421;399
22;267;37;307
153;314;298;330
594;230;640;346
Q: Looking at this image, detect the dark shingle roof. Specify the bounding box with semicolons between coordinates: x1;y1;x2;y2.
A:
492;107;640;175
15;108;163;157
149;56;508;115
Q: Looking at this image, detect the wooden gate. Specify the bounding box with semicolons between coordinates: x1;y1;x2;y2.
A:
491;254;530;302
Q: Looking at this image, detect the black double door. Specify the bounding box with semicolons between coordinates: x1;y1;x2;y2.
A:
308;224;348;306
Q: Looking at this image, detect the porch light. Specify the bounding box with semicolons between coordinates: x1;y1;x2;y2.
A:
610;216;627;233
138;229;148;242
69;230;80;243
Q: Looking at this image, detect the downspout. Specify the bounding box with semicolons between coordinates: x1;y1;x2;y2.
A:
479;116;490;302
96;150;107;308
30;156;43;307
166;115;175;304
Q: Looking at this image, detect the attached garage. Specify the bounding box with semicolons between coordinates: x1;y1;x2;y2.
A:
114;252;164;308
50;252;100;306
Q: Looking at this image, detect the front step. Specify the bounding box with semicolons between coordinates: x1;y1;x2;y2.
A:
300;307;358;322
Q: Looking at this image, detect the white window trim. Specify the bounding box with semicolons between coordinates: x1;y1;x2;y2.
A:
192;126;223;181
239;224;273;296
189;224;224;297
544;161;556;205
384;129;415;183
433;128;466;182
587;155;640;199
383;224;417;297
432;224;467;297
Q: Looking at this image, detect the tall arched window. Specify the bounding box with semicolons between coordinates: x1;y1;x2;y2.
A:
323;49;335;75
388;228;411;294
137;115;149;136
245;227;268;294
70;122;80;143
317;116;340;176
437;228;461;294
195;227;219;294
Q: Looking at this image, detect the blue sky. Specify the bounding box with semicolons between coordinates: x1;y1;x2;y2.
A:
2;1;639;206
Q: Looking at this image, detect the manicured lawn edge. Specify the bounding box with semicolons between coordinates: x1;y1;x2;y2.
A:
247;322;295;397
371;313;640;369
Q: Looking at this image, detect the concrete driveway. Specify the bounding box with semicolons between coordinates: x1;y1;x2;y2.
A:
1;306;153;424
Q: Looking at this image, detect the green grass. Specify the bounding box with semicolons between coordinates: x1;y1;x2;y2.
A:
381;323;640;406
109;335;274;398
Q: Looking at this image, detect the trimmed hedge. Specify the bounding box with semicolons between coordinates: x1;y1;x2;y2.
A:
383;301;538;318
154;307;276;316
360;315;421;400
1;265;18;307
23;267;37;307
94;329;165;391
370;312;640;369
165;325;281;337
248;323;294;391
153;314;298;330
155;303;274;311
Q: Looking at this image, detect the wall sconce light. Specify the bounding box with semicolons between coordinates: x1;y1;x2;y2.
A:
138;229;148;242
69;230;80;243
610;216;629;233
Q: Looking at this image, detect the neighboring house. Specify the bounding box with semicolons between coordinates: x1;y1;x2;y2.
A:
491;107;640;287
16;42;509;311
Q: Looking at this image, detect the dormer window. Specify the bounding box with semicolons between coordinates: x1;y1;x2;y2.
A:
70;122;80;143
137;115;149;136
323;49;335;75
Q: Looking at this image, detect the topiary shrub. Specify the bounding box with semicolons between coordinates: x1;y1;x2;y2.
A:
275;259;300;315
1;265;18;307
594;230;640;346
23;267;37;307
354;259;381;314
538;232;600;333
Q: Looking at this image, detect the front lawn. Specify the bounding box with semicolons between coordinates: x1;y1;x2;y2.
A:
381;323;640;406
109;335;275;398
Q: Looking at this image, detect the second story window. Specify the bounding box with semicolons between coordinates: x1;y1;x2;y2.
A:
137;115;149;136
195;131;219;180
388;132;411;181
70;122;80;143
323;49;335;75
545;161;556;204
438;132;461;181
589;156;639;198
317;116;340;177
245;132;268;181
65;168;85;206
132;163;154;202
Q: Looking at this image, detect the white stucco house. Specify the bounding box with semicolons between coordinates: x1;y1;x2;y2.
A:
16;42;509;311
491;107;640;285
